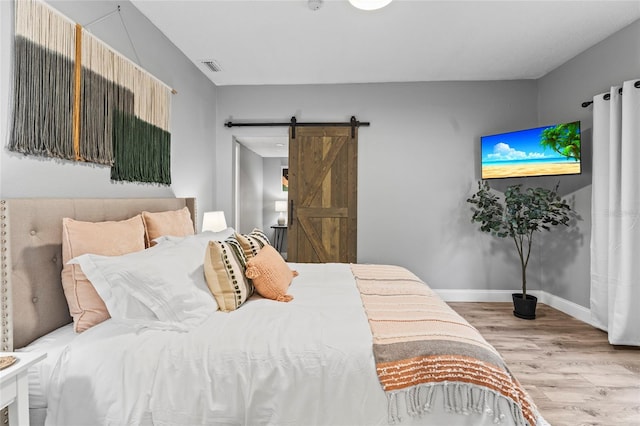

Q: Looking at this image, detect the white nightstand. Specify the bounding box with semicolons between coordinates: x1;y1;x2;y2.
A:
1;352;46;426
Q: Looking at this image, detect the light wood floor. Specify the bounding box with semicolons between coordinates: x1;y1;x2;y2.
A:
448;302;640;426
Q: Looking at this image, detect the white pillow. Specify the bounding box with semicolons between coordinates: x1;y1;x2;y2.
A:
153;228;235;245
70;232;221;328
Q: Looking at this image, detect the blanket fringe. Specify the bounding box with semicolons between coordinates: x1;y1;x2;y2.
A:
387;382;529;425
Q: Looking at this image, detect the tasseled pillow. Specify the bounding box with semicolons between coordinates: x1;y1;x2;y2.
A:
245;245;298;302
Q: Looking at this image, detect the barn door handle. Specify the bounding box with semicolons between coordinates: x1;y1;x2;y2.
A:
289;200;294;227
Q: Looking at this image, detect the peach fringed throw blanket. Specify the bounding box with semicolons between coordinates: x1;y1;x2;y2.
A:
350;264;540;425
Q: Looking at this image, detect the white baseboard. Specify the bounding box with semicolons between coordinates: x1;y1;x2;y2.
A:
435;289;594;326
535;291;594;325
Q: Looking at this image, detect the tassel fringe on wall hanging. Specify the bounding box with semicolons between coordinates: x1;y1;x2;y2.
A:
9;0;172;185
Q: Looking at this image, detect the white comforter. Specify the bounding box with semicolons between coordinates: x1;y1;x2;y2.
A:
45;263;522;426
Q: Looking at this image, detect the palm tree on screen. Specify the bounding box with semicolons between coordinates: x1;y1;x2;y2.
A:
540;122;581;161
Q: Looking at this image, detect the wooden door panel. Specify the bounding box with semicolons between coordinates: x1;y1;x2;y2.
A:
288;126;357;263
297;213;347;263
301;137;346;206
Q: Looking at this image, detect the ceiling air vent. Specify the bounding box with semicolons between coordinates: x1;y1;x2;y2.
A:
201;60;222;73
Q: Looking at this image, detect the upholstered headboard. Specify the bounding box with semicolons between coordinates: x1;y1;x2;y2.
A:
0;198;196;350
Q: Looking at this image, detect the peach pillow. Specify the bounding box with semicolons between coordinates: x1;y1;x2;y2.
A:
142;207;194;247
61;215;146;332
245;244;298;302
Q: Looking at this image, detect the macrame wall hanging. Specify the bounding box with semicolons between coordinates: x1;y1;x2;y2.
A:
9;0;172;185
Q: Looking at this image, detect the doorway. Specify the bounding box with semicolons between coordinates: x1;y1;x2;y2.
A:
234;136;289;252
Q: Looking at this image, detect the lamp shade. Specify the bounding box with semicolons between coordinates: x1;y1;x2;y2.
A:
348;0;392;11
202;211;227;232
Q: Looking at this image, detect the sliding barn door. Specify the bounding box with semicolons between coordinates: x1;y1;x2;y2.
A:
287;126;357;263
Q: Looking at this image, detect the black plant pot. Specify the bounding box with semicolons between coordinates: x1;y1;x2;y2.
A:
512;293;537;320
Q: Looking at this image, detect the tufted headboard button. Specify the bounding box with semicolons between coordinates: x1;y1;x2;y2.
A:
30;230;37;236
52;256;58;263
32;297;38;304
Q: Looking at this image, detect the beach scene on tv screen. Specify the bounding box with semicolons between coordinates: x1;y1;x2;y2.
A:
481;122;581;179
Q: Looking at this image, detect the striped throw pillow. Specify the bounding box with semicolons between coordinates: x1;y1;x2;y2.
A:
204;236;254;312
235;228;271;261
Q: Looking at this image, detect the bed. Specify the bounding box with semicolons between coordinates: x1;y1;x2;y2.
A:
0;198;547;426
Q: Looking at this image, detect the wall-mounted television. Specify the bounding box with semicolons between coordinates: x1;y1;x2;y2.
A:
481;121;581;179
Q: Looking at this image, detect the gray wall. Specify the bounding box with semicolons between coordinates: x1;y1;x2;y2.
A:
0;0;218;228
536;19;640;307
216;81;541;292
236;142;264;234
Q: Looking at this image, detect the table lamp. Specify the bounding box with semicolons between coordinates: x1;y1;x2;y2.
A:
275;201;287;226
202;211;227;232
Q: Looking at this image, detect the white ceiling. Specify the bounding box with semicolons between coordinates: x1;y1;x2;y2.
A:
131;0;640;87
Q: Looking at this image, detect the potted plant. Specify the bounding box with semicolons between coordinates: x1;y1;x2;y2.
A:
467;180;574;319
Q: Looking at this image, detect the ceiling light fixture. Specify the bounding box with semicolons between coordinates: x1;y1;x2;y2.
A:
348;0;393;11
308;0;323;11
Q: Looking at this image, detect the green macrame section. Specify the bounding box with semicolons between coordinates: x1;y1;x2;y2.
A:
9;37;75;159
111;111;171;185
81;68;134;165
